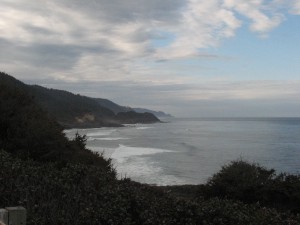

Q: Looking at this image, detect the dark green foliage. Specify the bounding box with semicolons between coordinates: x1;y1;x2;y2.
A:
0;151;116;225
0;72;160;128
1;151;299;225
73;132;87;149
0;78;66;160
95;98;131;114
0;72;115;172
132;108;172;117
201;160;275;202
195;197;300;225
29;85;120;128
264;173;300;212
199;160;300;213
159;185;200;200
115;111;160;124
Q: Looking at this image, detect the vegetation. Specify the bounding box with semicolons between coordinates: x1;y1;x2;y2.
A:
1;151;300;225
199;160;300;214
115;111;160;124
0;72;114;169
1;71;300;224
29;84;119;128
0;72;160;129
95;98;172;118
95;98;131;114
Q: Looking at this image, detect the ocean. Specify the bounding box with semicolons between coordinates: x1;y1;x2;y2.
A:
65;117;300;186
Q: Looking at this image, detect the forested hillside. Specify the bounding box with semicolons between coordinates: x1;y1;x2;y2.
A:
133;108;172;117
0;72;160;128
95;98;172;118
29;85;120;128
95;98;131;114
0;72;114;169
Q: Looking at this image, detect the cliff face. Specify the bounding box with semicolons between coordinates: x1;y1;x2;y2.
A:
0;72;160;128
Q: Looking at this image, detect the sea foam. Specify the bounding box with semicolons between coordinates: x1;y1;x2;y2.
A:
111;144;173;163
88;137;130;141
136;127;154;130
86;129;116;137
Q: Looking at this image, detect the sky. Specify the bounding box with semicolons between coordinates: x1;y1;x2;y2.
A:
1;0;300;117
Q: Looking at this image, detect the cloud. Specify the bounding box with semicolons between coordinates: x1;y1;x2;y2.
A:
155;0;242;59
1;0;300;117
156;0;287;59
223;0;284;33
291;0;300;14
0;0;295;80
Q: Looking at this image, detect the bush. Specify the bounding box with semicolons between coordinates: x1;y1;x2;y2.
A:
1;151;300;225
0;78;116;173
199;160;300;213
196;197;300;225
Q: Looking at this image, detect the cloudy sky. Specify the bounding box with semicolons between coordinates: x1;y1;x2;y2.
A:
1;0;300;117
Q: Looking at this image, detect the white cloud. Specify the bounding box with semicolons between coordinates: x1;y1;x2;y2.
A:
0;0;298;87
0;1;293;69
291;0;300;14
152;0;287;59
155;0;242;59
228;0;284;33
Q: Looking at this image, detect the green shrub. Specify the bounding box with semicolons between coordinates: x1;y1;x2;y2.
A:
199;160;300;213
1;151;299;225
0;78;116;174
196;197;300;225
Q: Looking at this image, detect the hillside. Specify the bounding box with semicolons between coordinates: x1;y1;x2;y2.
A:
133;108;172;118
115;111;160;124
0;72;160;128
1;71;300;224
95;98;131;114
95;98;172;118
0;72;114;168
28;85;120;128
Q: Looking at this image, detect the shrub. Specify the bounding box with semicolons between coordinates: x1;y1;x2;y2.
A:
1;151;300;225
199;160;300;213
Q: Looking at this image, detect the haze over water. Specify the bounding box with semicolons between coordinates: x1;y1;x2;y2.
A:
65;117;300;186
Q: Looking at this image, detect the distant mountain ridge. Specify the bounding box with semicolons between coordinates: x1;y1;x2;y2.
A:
132;108;172;118
0;72;160;128
95;98;131;114
95;99;172;118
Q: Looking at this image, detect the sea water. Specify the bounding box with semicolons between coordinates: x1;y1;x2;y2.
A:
65;117;300;185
